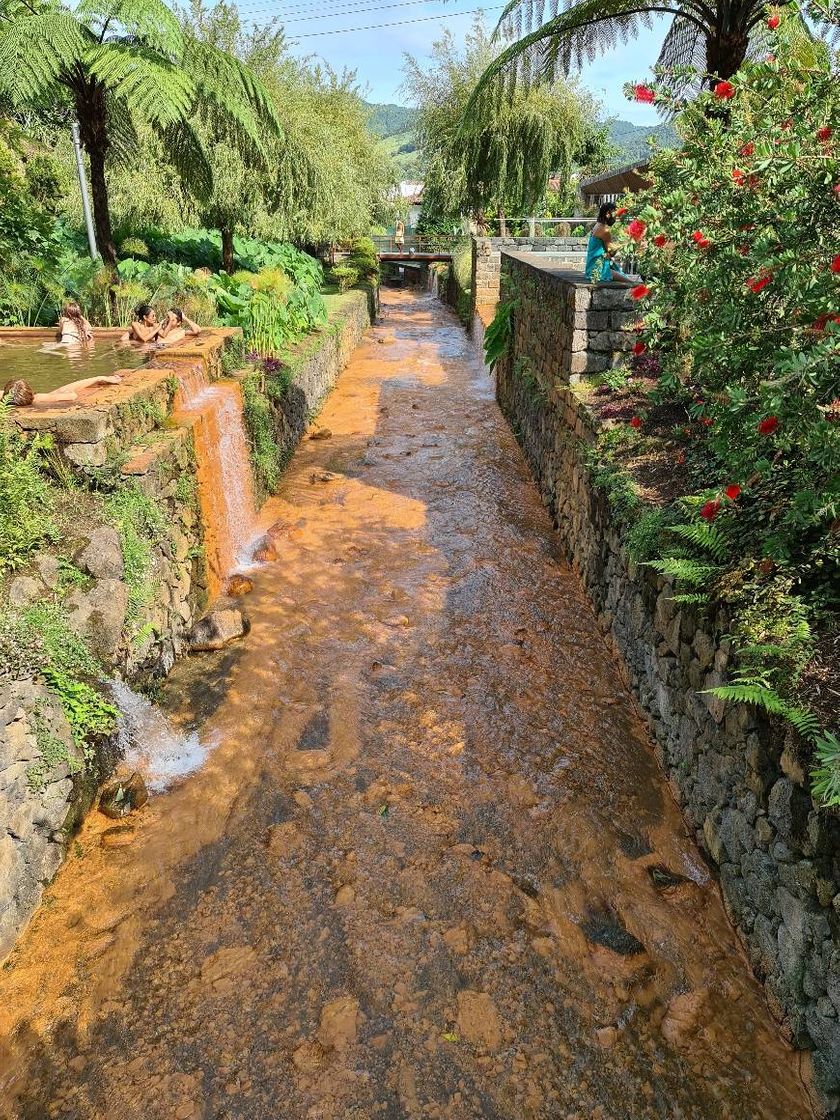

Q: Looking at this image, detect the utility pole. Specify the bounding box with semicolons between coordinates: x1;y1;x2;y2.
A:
71;122;99;261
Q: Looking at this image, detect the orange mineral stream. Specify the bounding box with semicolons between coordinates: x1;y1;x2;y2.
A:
0;288;814;1120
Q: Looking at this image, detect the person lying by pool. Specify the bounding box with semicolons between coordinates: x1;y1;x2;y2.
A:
158;308;201;346
124;304;162;345
3;374;122;407
55;301;94;345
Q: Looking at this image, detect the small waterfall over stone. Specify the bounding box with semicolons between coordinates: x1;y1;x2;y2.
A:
172;362;258;599
110;679;209;791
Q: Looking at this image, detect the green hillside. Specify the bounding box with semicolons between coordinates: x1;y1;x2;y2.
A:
365;102;678;180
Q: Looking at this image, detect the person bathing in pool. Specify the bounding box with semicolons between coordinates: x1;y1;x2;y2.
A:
158;308;201;346
124;303;162;345
3;375;122;407
55;301;94;346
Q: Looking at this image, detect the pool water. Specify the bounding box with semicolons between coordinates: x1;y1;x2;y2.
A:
0;340;147;395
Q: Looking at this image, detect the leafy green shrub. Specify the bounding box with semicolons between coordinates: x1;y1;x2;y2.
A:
241;372;282;497
346;237;379;283
330;264;360;292
0;404;57;573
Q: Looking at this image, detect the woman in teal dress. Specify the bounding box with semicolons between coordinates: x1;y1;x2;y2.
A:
585;202;631;283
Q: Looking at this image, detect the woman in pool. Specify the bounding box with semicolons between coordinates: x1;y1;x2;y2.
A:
124;304;162;345
158;308;201;346
585;203;631;283
3;374;122;407
55;301;94;345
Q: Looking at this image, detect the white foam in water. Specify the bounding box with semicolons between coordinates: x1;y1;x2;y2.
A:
109;679;209;792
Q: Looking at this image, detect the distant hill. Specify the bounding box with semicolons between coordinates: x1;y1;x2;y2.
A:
607;119;679;165
365;102;678;179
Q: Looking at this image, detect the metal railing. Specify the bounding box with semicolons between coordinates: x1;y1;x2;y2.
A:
474;217;597;237
372;234;461;255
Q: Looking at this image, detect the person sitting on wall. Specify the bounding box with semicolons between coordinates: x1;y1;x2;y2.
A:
158;308;201;346
124;303;162;344
55;301;94;346
585;203;631;284
3;375;122;407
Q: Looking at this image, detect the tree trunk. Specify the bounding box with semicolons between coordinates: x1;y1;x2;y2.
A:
498;207;507;237
86;144;116;267
705;30;749;83
221;227;235;274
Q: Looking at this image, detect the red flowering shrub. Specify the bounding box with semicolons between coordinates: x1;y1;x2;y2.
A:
633;85;655;103
605;49;840;752
632;340;646;355
767;12;780;27
626;218;646;241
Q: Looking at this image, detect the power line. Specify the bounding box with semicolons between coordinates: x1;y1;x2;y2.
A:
276;0;464;24
286;4;502;38
235;0;434;15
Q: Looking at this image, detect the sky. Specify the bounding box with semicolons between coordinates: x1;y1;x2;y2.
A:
232;0;669;125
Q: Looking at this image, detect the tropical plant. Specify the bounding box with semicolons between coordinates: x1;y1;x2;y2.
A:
0;0;278;265
484;299;517;369
466;0;838;110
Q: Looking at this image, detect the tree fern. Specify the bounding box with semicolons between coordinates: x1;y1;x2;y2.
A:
704;679;822;740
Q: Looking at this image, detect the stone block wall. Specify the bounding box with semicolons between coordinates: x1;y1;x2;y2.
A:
471;236;586;311
495;287;840;1115
501;251;636;380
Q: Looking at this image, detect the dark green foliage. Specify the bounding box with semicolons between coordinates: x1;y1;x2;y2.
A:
483;300;516;371
0;404;57;574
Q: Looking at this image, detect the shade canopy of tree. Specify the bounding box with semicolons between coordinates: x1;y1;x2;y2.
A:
466;0;838;111
402;21;610;226
0;0;279;264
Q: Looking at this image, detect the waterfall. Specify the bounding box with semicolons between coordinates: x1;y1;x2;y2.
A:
172;364;258;600
110;679;209;792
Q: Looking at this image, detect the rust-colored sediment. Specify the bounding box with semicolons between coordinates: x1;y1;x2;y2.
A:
0;289;813;1119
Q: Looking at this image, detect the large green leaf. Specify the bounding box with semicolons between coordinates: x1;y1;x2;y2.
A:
0;11;90;101
87;42;195;126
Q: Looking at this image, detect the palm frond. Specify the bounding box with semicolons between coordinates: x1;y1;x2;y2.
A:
185;39;281;146
88;41;196;126
0;11;90;102
466;0;689;118
655;14;706;98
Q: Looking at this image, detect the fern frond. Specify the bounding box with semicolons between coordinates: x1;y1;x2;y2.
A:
704;682;821;740
159;118;213;201
0;11;90;102
669;521;730;562
75;0;184;58
645;557;717;585
811;732;840;808
88;42;195;126
671;592;709;604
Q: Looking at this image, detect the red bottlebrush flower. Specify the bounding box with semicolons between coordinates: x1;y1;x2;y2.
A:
676;451;686;465
732;168;746;185
758;415;779;435
781;119;792;130
831;254;840;273
626;218;647;241
700;500;722;521
746;274;772;293
765;53;776;62
737;244;749;256
616;206;629;217
630;284;651;300
834;184;840;197
767;13;780;28
633;340;646;355
629;415;642;429
739;142;755;157
714;81;736;100
818;126;833;142
634;84;655;104
725;484;742;500
701;416;713;426
653;233;668;248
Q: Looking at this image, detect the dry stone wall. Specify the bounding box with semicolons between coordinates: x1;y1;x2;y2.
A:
471;236;586;311
494;253;840;1117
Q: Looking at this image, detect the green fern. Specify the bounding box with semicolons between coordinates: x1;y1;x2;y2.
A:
811;733;840;808
671;592;709;605
669;521;730;563
484;299;517;371
645;557;718;585
704;679;822;741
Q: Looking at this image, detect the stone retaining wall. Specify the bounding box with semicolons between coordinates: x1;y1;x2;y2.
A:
471;235;587;311
495;254;840;1116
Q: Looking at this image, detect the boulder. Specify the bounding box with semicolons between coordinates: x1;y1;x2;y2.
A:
253;541;277;563
65;579;129;662
189;603;250;652
226;574;254;597
7;575;43;609
77;526;124;580
98;772;148;819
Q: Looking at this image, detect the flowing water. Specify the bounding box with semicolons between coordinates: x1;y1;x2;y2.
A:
110;681;209;793
172;369;258;598
0;289;814;1119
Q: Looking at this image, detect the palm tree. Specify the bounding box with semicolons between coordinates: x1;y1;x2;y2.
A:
0;0;278;265
466;0;835;112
